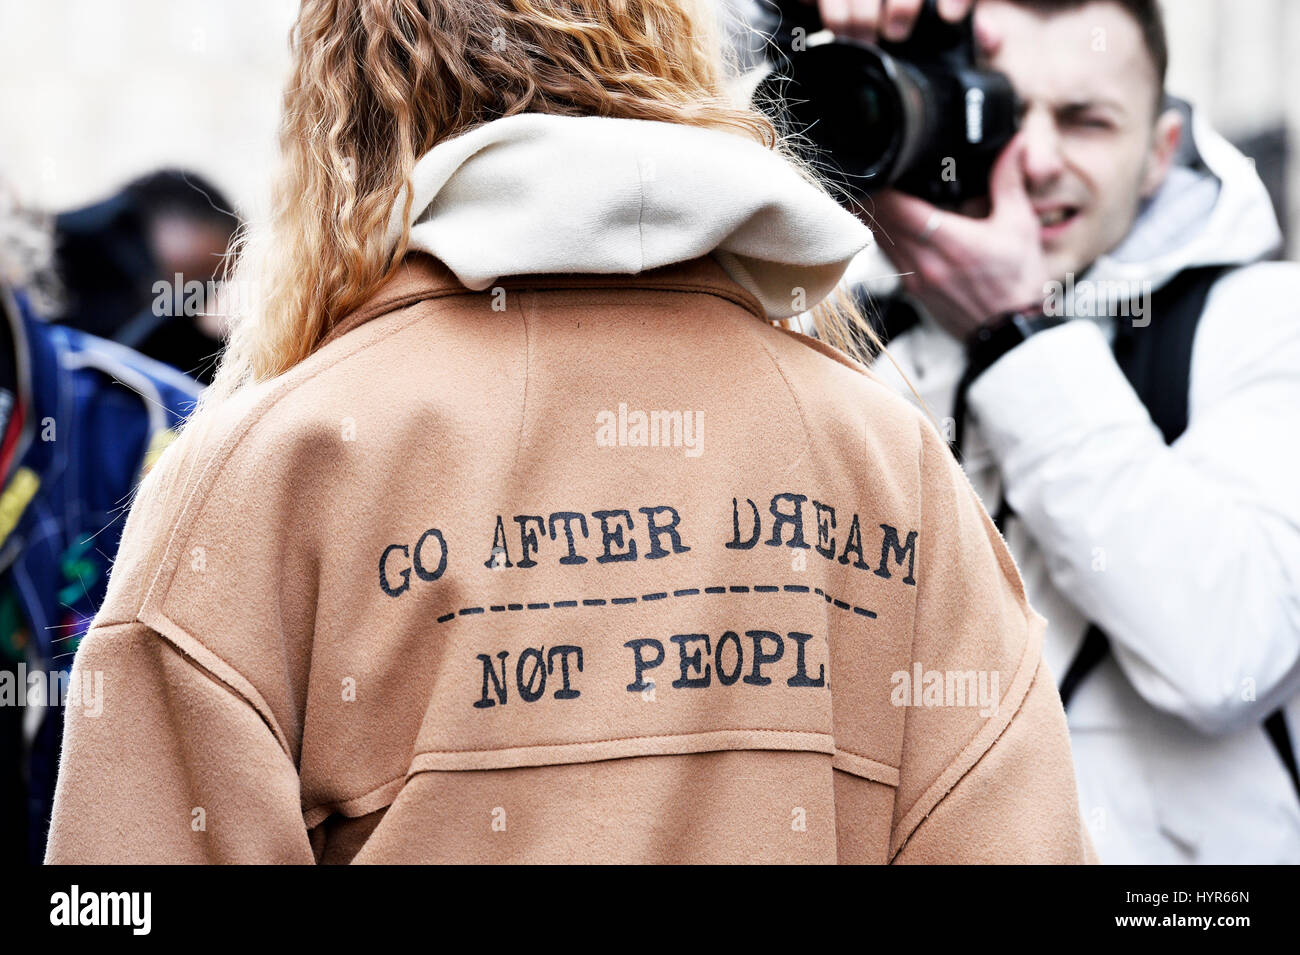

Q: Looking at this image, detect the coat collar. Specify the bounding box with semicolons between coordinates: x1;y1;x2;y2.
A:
322;252;770;349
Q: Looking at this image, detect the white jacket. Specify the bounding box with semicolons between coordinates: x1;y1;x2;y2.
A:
866;105;1300;863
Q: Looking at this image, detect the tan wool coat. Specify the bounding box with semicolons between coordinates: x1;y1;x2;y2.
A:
45;253;1097;864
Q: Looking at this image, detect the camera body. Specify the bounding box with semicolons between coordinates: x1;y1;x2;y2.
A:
756;0;1020;207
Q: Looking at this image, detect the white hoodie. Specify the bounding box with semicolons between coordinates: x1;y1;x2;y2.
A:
870;104;1300;863
387;112;873;319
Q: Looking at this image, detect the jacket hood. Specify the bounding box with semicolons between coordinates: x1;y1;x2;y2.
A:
1081;98;1283;291
386;112;874;319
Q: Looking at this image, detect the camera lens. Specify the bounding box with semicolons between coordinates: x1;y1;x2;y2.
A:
838;69;898;175
771;43;909;199
756;1;1021;207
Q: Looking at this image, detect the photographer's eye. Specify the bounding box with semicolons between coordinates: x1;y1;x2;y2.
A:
1056;103;1115;132
1075;115;1114;130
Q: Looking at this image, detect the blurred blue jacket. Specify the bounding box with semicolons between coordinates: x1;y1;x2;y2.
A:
0;288;201;863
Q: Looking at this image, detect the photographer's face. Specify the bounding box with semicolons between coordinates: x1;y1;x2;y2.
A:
978;0;1181;281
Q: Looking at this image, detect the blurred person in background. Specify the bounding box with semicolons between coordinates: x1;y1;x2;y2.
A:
44;0;1095;864
53;169;237;384
0;184;202;864
831;0;1300;862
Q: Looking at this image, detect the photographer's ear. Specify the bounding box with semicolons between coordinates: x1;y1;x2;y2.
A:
1140;107;1184;200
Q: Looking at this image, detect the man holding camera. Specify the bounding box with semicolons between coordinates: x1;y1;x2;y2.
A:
812;0;1300;862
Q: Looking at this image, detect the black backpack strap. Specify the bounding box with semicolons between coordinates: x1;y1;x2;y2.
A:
1108;266;1223;443
1058;267;1224;706
1058;267;1224;707
1265;710;1300;801
999;267;1225;542
1054;265;1300;802
1057;625;1111;710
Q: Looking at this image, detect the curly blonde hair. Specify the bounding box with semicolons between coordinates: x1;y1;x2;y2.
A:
205;0;876;403
130;0;890;580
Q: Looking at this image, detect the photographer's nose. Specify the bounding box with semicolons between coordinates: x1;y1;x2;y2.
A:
1020;112;1067;187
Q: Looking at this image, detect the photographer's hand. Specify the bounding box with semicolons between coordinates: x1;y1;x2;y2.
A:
814;0;982;45
867;135;1049;341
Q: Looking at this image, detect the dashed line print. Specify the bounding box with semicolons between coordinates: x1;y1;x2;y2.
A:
431;583;877;626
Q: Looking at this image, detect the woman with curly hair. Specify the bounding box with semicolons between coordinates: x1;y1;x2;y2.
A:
46;0;1093;864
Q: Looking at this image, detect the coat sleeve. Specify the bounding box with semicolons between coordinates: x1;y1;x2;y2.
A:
889;416;1097;864
44;621;316;864
966;265;1300;734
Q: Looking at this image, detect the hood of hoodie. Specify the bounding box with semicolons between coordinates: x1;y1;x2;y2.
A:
386;112;874;320
1077;98;1282;293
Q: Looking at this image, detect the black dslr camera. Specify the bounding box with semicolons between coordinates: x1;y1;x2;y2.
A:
754;0;1020;207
